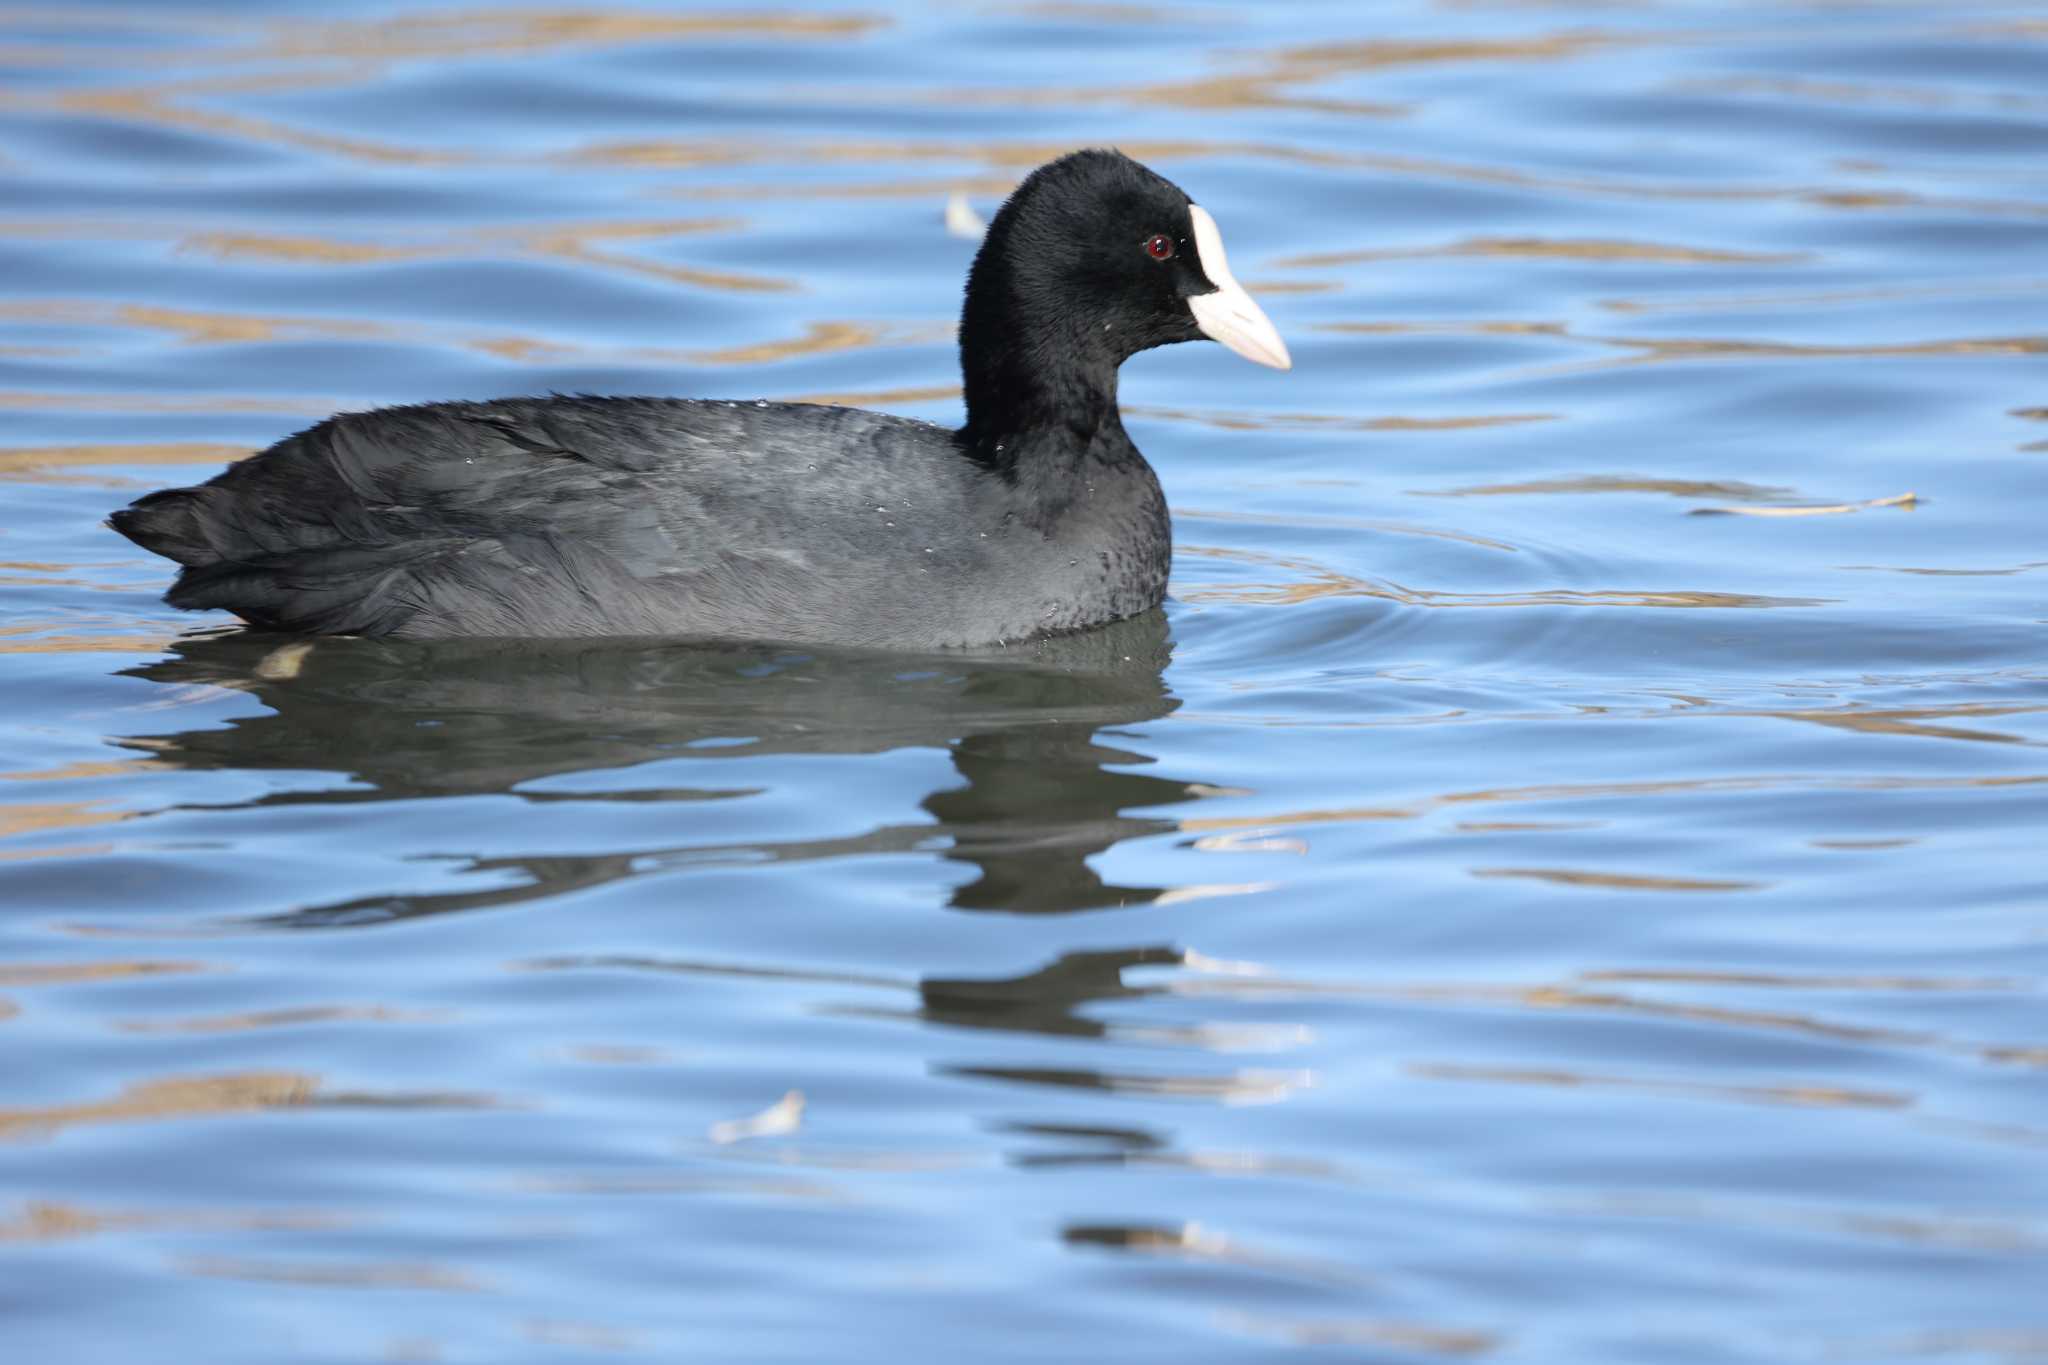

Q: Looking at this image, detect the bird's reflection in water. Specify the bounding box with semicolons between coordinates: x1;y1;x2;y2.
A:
528;944;1319;1116
531;942;1185;1043
918;945;1183;1038
117;610;1192;921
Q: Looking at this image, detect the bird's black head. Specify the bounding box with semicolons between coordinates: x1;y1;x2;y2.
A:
958;149;1288;450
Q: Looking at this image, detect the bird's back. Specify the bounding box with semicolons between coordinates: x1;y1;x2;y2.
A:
110;395;1167;647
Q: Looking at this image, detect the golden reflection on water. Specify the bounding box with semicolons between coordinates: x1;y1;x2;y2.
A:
688;319;951;366
1277;236;1806;268
1417;475;1792;500
1470;866;1765;893
0;563;153;593
0;8;883;80
1169;691;2045;746
181;1255;482;1292
903;71;1403;119
51;89;466;167
0;392;327;415
1177;544;1827;610
874;31;1624;120
1843;1329;2048;1361
2;298;387;345
179;233;446;267
0;842;117;864
0;442;253;488
575;135;1254;173
114;1004;436;1034
253;7;881;62
1843;561;2048;577
0;627;181;656
1318;318;2048;371
683;173;1025;202
1410;1062;1910;1110
1177;773;2048;841
1710;701;2046;746
0;958;204;986
1579;968;2027;992
788;382;961;409
0;1200;344;1244
1567;332;2048;371
0;1071;318;1141
534;233;794;295
1599;276;2048;317
1125;403;1554;434
1177;507;1521;553
0;800;133;840
181;217;787;295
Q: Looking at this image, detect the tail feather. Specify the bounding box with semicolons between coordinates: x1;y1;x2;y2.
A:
107;487;234;568
162;541;449;636
110;426;439;635
111;400;661;638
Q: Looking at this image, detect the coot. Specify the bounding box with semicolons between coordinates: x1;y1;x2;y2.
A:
110;150;1290;648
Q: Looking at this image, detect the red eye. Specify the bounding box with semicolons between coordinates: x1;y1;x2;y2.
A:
1144;233;1175;261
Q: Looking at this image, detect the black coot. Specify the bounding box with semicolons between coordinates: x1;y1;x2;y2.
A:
110;150;1290;648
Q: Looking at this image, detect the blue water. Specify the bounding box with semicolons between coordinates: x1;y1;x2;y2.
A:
3;2;2046;1360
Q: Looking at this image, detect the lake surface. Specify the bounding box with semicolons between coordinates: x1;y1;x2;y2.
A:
3;1;2046;1360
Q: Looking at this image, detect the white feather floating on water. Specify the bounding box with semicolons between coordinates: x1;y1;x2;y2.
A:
708;1089;805;1144
944;192;987;240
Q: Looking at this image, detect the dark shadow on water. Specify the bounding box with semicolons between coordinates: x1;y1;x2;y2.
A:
115;612;1191;921
529;942;1186;1042
918;944;1184;1038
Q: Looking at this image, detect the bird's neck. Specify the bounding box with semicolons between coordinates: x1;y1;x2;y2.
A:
956;278;1129;478
960;358;1123;460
